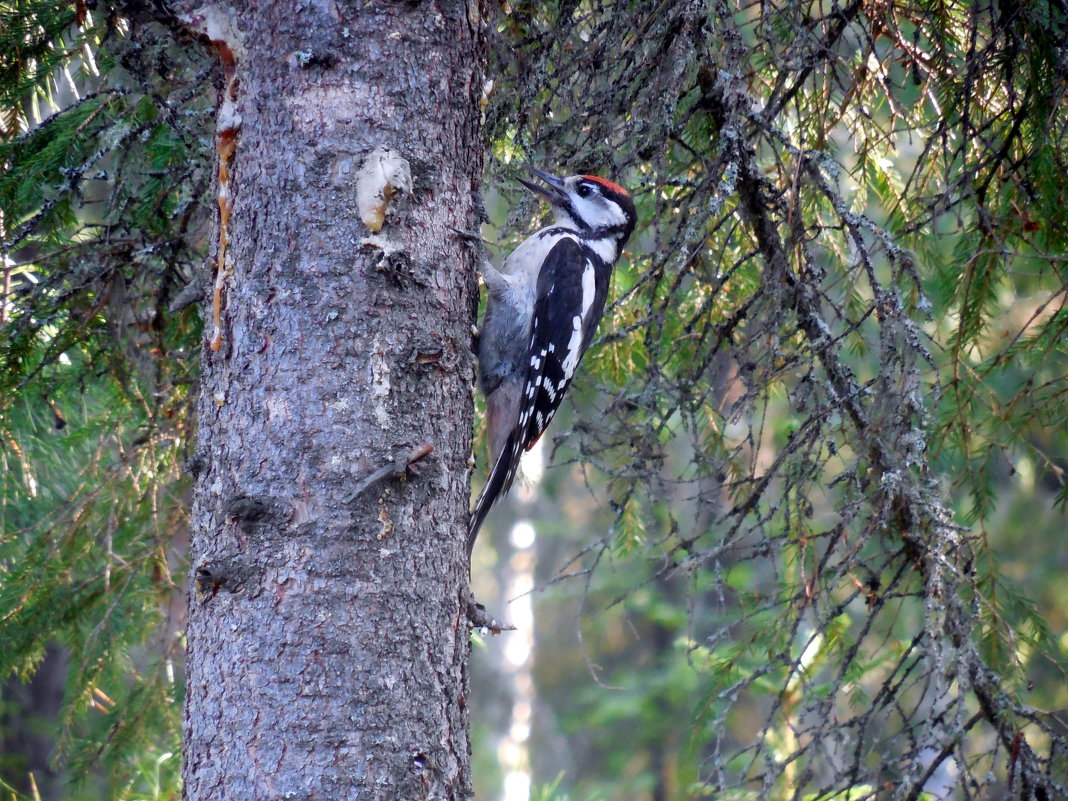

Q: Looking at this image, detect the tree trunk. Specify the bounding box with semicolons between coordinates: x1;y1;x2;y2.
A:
181;3;485;799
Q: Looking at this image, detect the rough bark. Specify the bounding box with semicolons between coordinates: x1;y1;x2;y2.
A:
181;3;485;799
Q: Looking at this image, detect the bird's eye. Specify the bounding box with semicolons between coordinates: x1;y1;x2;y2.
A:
576;184;593;198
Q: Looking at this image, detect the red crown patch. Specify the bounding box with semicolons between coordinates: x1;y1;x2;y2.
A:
582;175;629;197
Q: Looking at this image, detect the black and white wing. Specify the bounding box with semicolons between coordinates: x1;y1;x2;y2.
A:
517;238;608;450
468;237;609;553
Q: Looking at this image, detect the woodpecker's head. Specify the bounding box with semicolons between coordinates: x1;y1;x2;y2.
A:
519;167;637;249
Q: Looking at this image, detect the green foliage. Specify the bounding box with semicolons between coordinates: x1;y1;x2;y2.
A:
2;0;1068;799
1;1;208;797
484;0;1068;799
0;0;81;134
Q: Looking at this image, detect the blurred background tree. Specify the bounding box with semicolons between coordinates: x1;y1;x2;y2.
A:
2;1;1066;799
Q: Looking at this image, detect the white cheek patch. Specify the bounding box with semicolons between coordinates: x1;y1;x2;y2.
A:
574;195;626;229
604;203;626;227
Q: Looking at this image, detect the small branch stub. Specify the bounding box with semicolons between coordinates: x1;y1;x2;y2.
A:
343;442;435;502
467;596;516;633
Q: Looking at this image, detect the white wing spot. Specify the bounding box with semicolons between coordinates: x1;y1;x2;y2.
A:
579;262;596;322
561;313;583;381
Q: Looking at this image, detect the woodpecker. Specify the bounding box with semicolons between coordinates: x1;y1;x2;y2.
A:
469;168;637;555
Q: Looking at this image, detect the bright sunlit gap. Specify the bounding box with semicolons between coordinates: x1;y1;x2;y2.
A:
498;516;537;801
510;521;536;550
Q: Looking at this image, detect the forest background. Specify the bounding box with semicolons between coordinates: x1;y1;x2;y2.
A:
1;1;1066;800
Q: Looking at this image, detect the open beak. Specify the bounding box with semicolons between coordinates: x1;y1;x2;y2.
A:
517;167;568;205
